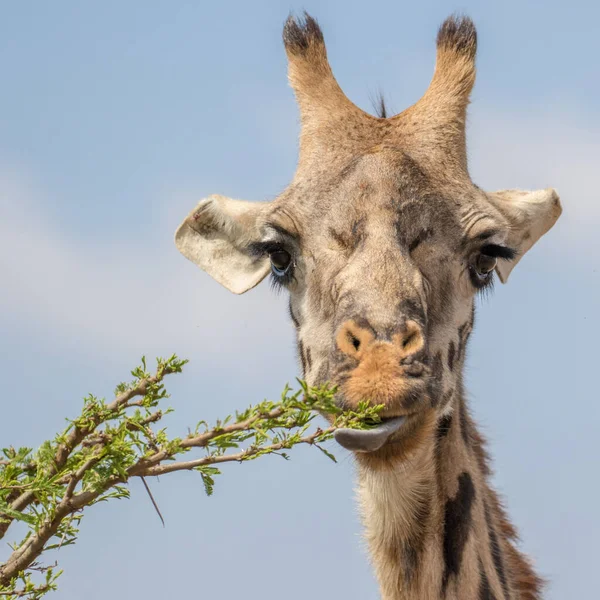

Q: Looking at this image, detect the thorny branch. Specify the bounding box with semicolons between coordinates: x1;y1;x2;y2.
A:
0;369;173;541
0;355;382;598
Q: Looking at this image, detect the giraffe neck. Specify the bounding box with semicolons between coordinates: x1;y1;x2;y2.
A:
355;391;542;600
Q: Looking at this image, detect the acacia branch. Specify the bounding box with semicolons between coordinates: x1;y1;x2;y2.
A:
0;367;176;540
0;425;334;585
0;355;381;597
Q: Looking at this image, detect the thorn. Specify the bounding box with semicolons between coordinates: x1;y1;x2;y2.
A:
141;476;165;527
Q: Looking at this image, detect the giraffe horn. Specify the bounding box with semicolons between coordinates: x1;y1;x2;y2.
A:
283;13;369;152
392;15;477;171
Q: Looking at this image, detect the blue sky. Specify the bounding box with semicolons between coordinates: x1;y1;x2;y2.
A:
0;1;598;598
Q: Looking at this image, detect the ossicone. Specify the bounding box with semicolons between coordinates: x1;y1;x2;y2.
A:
282;12;371;161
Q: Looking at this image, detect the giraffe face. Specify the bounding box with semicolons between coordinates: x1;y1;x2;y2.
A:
260;150;495;409
242;149;521;451
174;15;561;453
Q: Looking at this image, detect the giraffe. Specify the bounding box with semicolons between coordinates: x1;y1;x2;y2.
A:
175;13;561;600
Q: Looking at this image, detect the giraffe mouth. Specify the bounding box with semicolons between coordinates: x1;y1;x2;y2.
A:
334;416;406;452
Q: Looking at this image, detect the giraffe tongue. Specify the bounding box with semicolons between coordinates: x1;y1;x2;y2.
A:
334;417;406;453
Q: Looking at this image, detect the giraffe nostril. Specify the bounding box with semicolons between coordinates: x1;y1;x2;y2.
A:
349;332;361;351
403;331;417;349
400;321;424;355
336;321;374;357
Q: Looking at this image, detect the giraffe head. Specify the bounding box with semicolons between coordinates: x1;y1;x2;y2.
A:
175;14;561;456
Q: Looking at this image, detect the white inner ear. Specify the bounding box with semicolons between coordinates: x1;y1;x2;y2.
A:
488;188;562;283
175;195;271;295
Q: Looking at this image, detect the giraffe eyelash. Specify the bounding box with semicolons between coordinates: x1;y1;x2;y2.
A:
269;272;295;292
248;240;287;258
474;273;495;297
480;244;517;261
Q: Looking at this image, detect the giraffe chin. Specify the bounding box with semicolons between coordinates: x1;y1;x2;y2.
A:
334;417;406;453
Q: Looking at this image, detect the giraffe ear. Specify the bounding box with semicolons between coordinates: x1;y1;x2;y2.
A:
487;188;562;283
174;195;271;294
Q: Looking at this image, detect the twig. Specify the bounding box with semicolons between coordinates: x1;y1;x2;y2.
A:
0;461;35;472
0;586;51;597
134;426;335;477
132;407;288;471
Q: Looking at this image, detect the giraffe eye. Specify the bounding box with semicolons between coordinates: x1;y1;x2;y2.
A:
269;249;292;276
470;253;497;287
468;244;516;289
475;253;497;276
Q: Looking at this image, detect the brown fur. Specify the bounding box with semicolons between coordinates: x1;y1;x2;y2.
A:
337;319;425;415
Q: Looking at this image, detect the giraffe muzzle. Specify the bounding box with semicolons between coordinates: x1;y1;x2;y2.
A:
332;318;430;417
